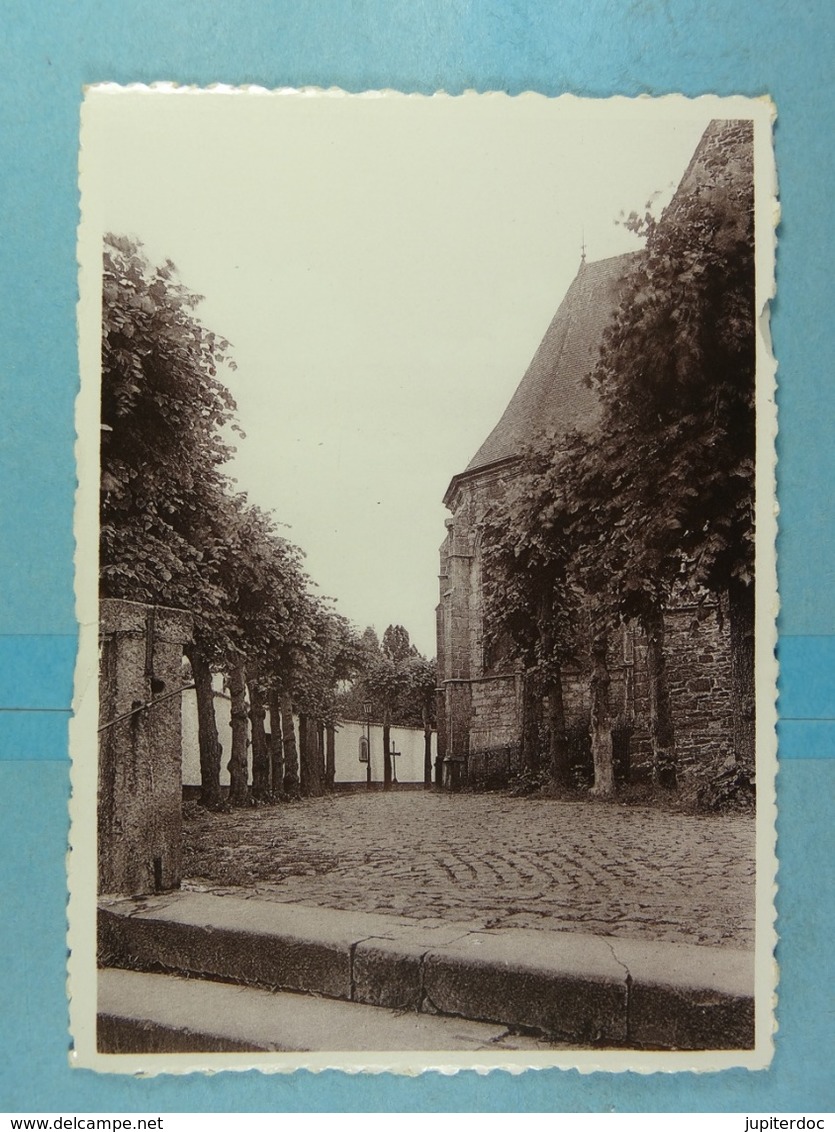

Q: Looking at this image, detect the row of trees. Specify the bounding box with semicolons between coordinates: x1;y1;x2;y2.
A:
482;121;755;802
100;235;433;806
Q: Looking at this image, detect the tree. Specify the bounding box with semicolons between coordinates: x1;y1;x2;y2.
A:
534;425;678;788
247;666;271;801
481;465;582;789
182;490;252;807
589;119;755;770
217;499;316;804
334;624;436;787
101;235;244;807
101;238;328;806
381;625;415;665
402;656;437;786
100;234;239;610
285;606;365;795
482;120;756;796
363;656;403;789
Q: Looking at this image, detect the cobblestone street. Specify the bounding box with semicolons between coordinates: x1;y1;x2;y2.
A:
182;791;755;948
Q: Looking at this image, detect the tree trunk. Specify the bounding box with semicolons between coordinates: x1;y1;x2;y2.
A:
383;709;392;791
422;702;433;788
248;675;270;801
299;713;324;797
325;723;336;790
310;720;324;796
279;691;299;796
227;663;250;806
267;688;284;797
590;637;615;797
536;584;570;787
546;668;571;788
538;583;570;788
644;605;677;789
522;671;542;772
316;720;326;793
298;713;310;794
728;578;756;773
186;645;222;809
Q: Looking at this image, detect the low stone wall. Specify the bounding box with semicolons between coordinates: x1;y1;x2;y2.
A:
463;744;523;788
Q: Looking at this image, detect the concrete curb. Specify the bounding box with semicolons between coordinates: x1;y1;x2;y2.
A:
99;891;754;1050
98;969;554;1053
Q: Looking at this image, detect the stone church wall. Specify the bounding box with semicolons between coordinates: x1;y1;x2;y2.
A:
437;454;737;795
437;465;519;766
664;602;735;791
469;674;523;752
438;473;736;792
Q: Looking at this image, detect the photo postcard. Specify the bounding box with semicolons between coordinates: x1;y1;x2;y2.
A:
70;87;778;1074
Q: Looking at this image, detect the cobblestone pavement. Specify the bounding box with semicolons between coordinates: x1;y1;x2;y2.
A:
182;791;755;948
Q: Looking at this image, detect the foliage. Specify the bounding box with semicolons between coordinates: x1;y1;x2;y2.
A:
692;757;756;813
589;121;755;600
401;654;438;722
479;122;756;798
288;604;366;724
100;235;239;612
481;456;583;677
507;768;550;797
334;624;436;729
381;624;414;664
101;235;339;704
218;499;311;666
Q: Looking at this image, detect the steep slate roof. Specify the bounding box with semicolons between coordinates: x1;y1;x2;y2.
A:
449;118;743;499
464;250;640;476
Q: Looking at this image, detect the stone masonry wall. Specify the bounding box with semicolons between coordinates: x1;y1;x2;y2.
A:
664;601;735;792
98;598;191;896
628;637;654;775
438;465;734;794
469;674;523;752
437;466;523;767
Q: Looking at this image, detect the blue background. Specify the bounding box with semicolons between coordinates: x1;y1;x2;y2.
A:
1;0;832;1112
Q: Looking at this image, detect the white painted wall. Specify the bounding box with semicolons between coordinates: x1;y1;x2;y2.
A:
182;685;234;787
181;689;434;786
333;719;432;785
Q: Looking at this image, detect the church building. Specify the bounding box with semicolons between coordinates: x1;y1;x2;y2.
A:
435;122;748;796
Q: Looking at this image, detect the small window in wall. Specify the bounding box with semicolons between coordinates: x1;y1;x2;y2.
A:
358;736;369;763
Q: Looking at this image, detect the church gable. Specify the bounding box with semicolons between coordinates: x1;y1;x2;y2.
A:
464;250;640;476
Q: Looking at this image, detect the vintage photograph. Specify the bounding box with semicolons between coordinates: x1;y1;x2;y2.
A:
71;89;777;1073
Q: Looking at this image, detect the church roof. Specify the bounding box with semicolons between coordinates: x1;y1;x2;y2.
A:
463;249;640;476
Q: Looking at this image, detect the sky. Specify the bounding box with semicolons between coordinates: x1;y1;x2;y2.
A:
80;90;743;656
